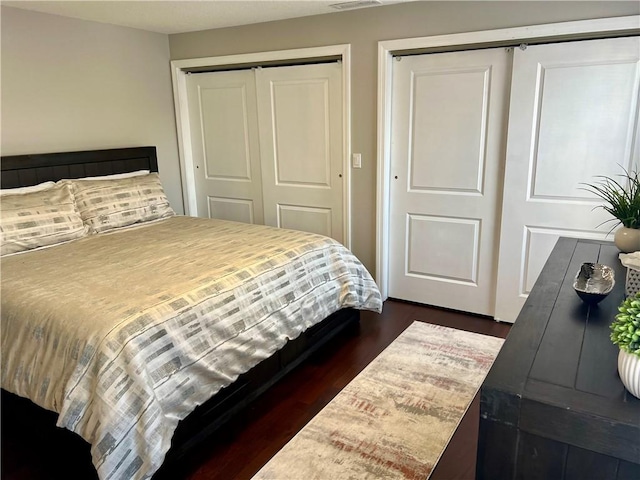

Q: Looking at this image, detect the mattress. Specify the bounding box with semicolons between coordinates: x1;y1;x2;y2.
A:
1;216;382;480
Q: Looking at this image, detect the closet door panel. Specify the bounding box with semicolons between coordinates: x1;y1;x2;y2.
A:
186;70;264;224
256;63;344;242
388;48;511;316
270;80;330;186
494;37;640;322
532;61;636;198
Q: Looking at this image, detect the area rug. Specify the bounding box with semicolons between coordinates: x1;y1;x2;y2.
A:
251;321;505;480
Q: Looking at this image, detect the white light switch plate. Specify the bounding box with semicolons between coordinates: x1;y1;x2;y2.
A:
352;153;362;168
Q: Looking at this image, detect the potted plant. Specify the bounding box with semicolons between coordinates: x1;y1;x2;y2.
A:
611;293;640;399
582;167;640;252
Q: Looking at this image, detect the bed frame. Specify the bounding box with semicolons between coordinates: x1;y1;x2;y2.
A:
1;146;360;472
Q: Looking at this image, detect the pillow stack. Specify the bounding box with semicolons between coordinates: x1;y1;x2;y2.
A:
0;172;175;256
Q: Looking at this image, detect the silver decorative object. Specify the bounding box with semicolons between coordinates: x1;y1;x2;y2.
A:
573;262;615;305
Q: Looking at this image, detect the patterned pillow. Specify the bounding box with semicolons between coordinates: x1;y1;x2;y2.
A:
1;182;89;256
71;173;174;233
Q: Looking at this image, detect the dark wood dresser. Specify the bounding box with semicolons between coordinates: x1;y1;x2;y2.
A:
477;238;640;479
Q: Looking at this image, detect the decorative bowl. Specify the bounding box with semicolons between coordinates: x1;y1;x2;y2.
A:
573;262;615;305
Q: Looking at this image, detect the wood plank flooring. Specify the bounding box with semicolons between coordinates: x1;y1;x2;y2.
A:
1;300;510;479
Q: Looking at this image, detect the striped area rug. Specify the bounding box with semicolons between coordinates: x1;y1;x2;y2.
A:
252;321;504;480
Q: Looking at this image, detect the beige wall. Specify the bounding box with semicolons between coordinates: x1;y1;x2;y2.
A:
1;7;184;213
170;1;639;273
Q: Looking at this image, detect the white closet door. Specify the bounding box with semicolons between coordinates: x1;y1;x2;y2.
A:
186;69;264;224
388;48;511;316
494;37;640;322
255;63;344;242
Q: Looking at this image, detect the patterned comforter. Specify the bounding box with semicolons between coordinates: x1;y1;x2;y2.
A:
1;216;382;480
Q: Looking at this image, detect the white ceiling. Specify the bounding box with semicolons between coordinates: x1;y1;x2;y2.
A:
1;0;410;35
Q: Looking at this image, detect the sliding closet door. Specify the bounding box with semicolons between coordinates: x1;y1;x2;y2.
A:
388;48;511;316
255;63;344;242
186;62;345;241
494;37;640;322
186;70;264;223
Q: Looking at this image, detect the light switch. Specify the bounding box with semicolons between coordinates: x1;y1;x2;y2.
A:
352;153;362;169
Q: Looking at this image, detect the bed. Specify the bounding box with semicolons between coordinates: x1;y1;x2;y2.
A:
0;146;383;480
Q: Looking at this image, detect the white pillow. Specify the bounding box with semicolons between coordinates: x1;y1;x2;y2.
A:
73;170;150;181
0;181;55;196
0;182;89;256
71;173;174;233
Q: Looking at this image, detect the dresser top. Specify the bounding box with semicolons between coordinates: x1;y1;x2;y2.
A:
482;237;640;463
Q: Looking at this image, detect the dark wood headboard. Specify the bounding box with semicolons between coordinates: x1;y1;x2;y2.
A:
1;146;158;188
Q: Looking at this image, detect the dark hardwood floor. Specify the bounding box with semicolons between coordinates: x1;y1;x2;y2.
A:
1;300;510;479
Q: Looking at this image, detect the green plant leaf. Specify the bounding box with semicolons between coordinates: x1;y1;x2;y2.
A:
581;166;640;230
